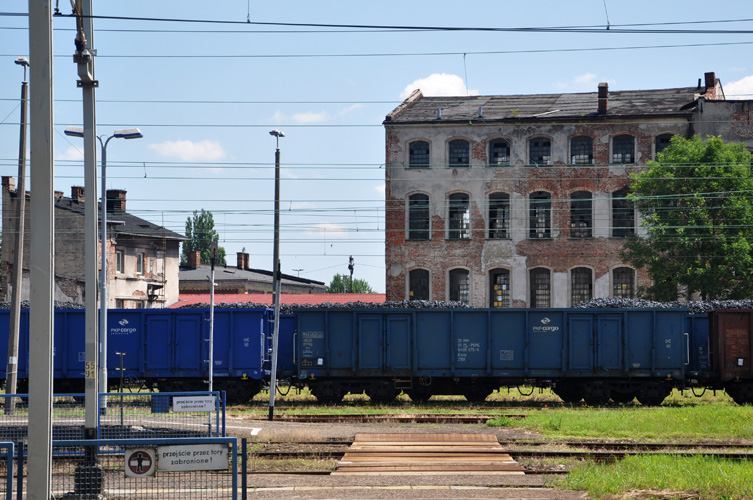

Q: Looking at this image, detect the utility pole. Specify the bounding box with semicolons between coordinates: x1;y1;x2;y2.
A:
268;129;284;421
5;57;29;415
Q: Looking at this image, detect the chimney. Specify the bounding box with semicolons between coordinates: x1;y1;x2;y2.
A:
598;82;608;115
187;250;201;269
704;72;716;89
106;189;127;213
71;185;85;202
243;252;250;270
54;190;63;200
2;176;14;193
236;252;244;270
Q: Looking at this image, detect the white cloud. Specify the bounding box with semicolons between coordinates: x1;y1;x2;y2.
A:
400;73;478;99
306;222;347;237
374;184;385;196
292;111;329;124
271;110;287;123
725;75;753;99
573;73;597;86
552;73;614;92
149;140;226;161
58;145;84;161
338;103;364;116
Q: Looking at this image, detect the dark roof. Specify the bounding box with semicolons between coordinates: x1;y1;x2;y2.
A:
55;197;186;241
384;87;703;124
179;264;325;287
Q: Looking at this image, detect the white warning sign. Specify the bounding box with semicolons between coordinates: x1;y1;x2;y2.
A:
125;448;156;477
172;395;216;412
157;444;228;472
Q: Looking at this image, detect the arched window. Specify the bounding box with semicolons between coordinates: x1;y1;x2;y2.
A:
570;191;592;238
409;269;430;301
655;134;673;158
409;140;430;168
571;267;593;305
612;135;635;164
612;187;634;238
448;193;470;239
529;137;551;165
488;192;510;239
490;269;510;308
530;268;551;308
449;269;470;303
489;139;511;166
529;192;551;239
613;267;635;298
448;139;470;168
408;194;430;240
570;136;593;164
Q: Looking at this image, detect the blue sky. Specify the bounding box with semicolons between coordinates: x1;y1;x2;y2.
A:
1;1;753;293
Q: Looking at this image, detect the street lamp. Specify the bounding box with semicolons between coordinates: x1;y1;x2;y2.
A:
64;126;143;400
268;129;284;421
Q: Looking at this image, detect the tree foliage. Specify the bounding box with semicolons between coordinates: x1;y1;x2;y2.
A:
181;209;227;266
326;273;374;293
620;135;753;300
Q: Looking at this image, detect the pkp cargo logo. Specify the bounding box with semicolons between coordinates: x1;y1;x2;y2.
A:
111;317;137;335
540;317;551;325
533;316;559;333
119;319;129;326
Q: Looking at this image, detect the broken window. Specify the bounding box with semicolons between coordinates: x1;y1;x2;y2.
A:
530;268;551;308
612;135;635;164
409;140;430;168
409;269;430;301
613;267;635;299
529;191;551;239
655;134;673;158
448;139;470;168
571;267;593;305
448;193;470;239
408;193;430;240
449;268;470;303
489;269;510;308
488;192;510;239
570;191;592;238
612;187;634;238
570;136;593;164
529;137;551;165
489;139;511;166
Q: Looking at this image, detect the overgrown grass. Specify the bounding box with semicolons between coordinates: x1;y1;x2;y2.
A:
487;404;753;441
556;455;753;499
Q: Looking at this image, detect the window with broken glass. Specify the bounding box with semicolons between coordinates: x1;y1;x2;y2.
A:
488;192;510;239
655;134;673;158
530;268;551;308
489;269;511;308
613;267;635;299
612;135;635;164
570;191;592;238
489;139;511;166
571;267;593;305
409;269;430;301
449;269;470;303
408;193;430;240
448;139;470;168
529;137;551;165
570;136;593;164
529;192;551;239
612;187;635;237
448;193;470;239
409;140;430;168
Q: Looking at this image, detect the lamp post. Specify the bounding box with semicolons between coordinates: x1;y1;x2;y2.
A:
268;129;284;421
5;57;30;415
64;126;143;403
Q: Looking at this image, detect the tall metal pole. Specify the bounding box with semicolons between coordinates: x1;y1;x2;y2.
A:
27;1;55;497
268;131;283;421
99;136;109;404
5;58;29;415
208;243;217;393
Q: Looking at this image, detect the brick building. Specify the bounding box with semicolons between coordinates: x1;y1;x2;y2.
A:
1;177;186;308
383;72;727;307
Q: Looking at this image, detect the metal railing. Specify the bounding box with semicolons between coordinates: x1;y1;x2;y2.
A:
0;443;13;500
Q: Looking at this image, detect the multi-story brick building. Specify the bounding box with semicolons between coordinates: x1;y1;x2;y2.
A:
1;177;186;308
383;72;726;307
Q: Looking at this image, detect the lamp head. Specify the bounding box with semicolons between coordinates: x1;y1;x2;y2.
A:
113;128;144;140
269;129;285;138
14;57;29;67
64;126;85;138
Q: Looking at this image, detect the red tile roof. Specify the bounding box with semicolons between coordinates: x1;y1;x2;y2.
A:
169;293;386;308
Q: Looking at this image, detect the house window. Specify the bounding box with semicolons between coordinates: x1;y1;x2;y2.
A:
488;192;510;239
449;269;470;303
408;193;430;240
489;139;511;166
612;187;635;238
529;137;551;165
570;136;593;164
571;267;593;305
115;250;124;274
530;268;551;308
156;250;165;277
612;135;635;164
448;193;470;239
448;139;470;168
490;269;510;308
136;252;145;275
613;267;635;299
655;134;673;158
115;299;125;308
409;269;430;301
409;140;430;168
570;191;592;238
529;192;551;239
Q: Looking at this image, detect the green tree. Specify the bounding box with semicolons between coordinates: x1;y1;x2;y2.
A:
326;273;374;293
181;209;227;266
620;135;753;301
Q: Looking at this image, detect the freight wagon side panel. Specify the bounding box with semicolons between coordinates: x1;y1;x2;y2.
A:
56;310;85;380
567;314;594;372
686;314;711;376
174;313;203;374
415;311;452;375
490;311;526;374
713;310;753;382
527;311;564;375
0;309;30;381
275;313;297;377
358;314;382;371
596;314;623;372
386;314;411;371
296;311;328;379
327;311;355;374
624;310;685;377
145;314;172;374
107;310;145;382
453;311;489;374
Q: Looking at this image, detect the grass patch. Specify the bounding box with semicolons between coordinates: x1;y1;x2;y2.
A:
556;455;753;499
488;404;753;441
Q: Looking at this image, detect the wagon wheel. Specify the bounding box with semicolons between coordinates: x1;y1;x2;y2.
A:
636;384;671;406
610;391;637;404
407;388;432;403
463;389;492;403
311;386;344;404
552;384;581;404
725;384;753;405
366;387;399;405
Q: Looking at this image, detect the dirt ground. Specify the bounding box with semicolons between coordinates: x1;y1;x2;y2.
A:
227;416;588;500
